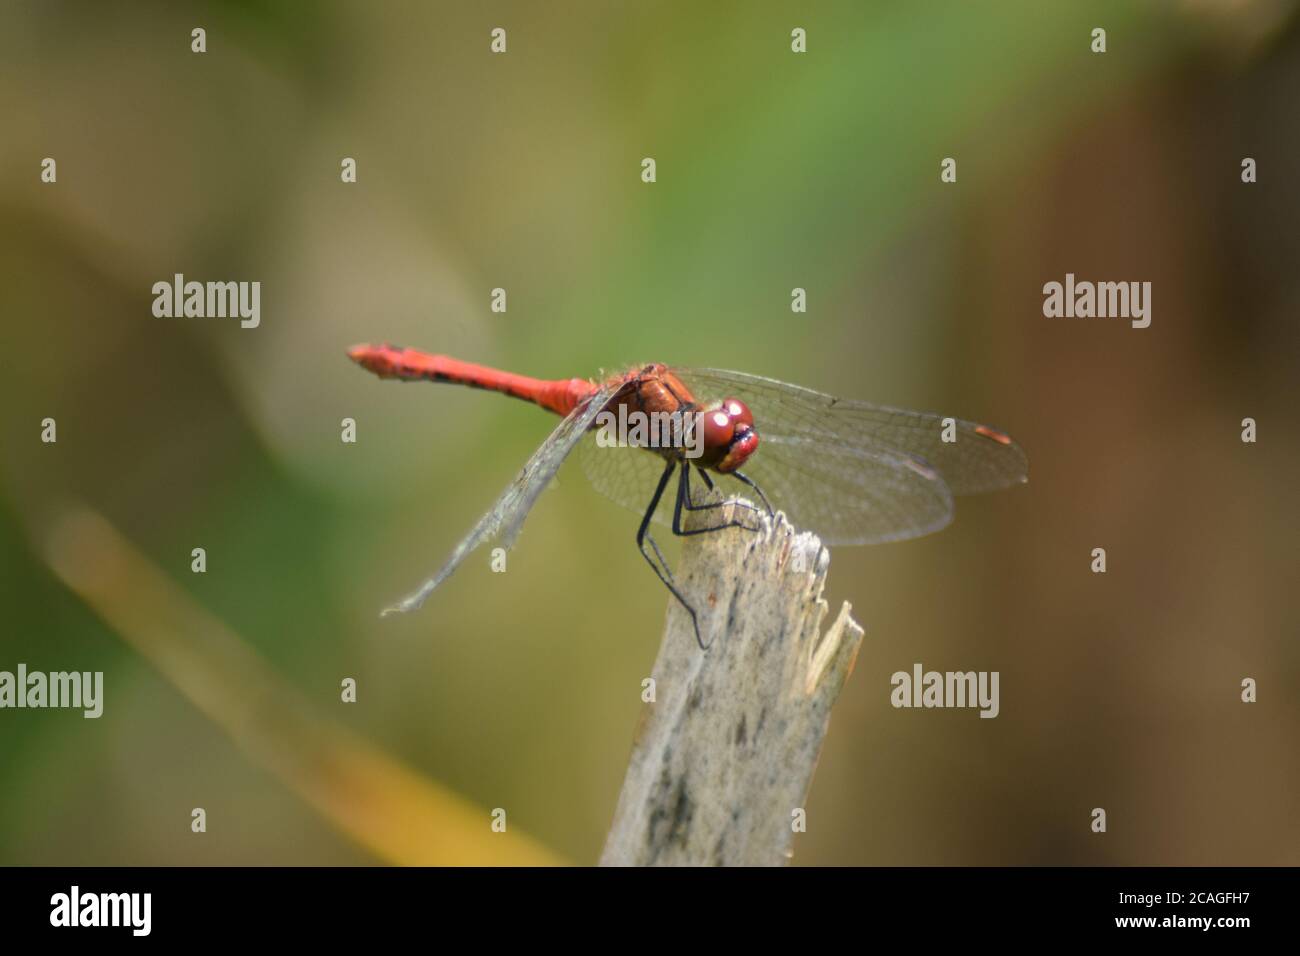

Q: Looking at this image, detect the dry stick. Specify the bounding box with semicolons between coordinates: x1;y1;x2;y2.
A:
601;498;864;866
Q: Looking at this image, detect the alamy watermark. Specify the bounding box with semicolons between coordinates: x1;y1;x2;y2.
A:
0;664;103;718
50;886;150;936
1043;273;1151;329
152;273;260;328
593;406;705;459
891;663;999;718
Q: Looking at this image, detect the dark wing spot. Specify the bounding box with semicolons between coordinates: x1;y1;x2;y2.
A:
974;423;1013;445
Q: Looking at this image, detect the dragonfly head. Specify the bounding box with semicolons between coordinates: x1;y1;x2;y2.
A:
701;397;758;473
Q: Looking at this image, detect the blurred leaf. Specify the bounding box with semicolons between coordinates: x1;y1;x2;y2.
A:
38;505;565;866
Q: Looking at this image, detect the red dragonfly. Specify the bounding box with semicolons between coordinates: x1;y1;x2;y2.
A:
348;344;1028;648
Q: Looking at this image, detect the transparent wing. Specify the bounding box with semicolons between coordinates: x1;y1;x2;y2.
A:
578;413;955;545
382;380;625;615
725;435;954;545
578;433;678;529
672;367;1029;546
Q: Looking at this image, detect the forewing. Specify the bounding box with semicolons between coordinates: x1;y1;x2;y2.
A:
740;432;954;545
677;367;1028;544
382;380;624;615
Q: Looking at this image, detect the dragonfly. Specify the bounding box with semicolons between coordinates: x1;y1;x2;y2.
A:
348;344;1028;648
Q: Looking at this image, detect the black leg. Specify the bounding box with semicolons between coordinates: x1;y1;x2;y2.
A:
729;469;774;516
686;465;762;520
637;458;707;649
672;461;761;537
679;470;734;514
645;532;673;583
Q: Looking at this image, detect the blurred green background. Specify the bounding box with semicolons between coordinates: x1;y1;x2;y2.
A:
1;0;1297;865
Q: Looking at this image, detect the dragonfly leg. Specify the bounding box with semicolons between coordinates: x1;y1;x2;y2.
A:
681;466;748;512
729;469;775;517
645;532;674;585
682;465;764;520
637;458;706;649
673;461;762;536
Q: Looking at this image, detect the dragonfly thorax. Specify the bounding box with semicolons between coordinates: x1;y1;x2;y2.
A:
605;369;759;473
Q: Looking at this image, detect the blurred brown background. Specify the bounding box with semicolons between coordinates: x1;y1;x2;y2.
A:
0;1;1296;865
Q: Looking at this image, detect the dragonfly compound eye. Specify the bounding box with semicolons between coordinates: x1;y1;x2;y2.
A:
721;397;754;429
702;408;736;450
715;425;758;473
